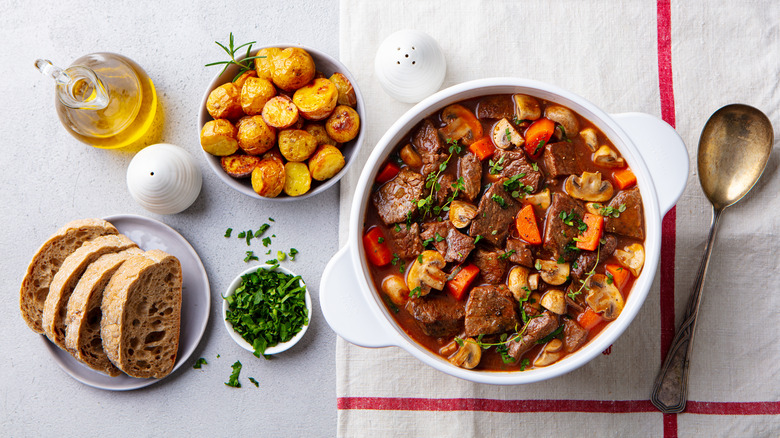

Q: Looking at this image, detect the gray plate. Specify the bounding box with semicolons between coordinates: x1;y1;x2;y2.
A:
42;214;210;391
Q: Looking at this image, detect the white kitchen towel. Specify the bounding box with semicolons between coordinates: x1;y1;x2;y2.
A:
336;1;780;436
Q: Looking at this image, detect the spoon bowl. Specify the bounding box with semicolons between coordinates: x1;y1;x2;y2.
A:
651;104;774;413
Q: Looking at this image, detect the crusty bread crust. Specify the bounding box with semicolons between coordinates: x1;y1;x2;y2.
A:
64;248;142;377
20;219;118;333
101;250;182;379
43;234;138;349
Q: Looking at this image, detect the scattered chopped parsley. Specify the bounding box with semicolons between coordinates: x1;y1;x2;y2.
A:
519;357;530;371
534;260;542;270
499;250;516;260
244;251;259;262
606;271;614;285
531;162;539;172
224;266;309;357
238;231;246;239
256;223;271;236
262;237;272;247
435;232;445;242
409;286;422;298
248;377;259;387
536;325;564;344
492;194;508;209
193;357;207;369
224;228;233;238
394;224;402;232
289;248;299;261
474;235;483;244
391;253;400;266
488;155;505;175
225;361;242;387
600;203;627;218
377;237;385;243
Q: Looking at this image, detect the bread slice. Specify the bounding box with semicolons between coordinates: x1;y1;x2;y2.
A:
101;250;182;379
43;234;138;349
64;248;143;376
20;218;118;334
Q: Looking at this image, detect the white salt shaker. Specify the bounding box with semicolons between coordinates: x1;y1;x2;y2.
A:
126;143;202;215
375;29;446;103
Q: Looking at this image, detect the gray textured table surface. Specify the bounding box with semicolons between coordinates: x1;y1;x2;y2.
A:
0;1;341;436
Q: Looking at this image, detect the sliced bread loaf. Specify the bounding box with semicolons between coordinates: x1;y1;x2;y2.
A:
20;218;118;334
101;249;182;379
43;234;138;349
64;248;143;376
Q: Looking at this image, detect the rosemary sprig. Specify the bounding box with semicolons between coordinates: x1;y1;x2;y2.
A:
568;246;600;300
205;33;266;82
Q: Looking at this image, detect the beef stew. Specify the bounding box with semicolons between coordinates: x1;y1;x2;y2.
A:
363;94;645;372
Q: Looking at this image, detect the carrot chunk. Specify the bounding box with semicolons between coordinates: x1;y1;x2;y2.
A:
524;117;555;158
515;204;542;245
577;307;603;330
375;162;400;185
613;167;637;189
363;227;393;266
468;137;495;161
445;264;480;300
575;213;604;251
606;263;631;290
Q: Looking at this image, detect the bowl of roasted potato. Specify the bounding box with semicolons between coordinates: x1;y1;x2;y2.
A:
199;43;365;200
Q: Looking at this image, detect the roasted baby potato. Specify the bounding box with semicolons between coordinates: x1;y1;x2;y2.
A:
233;70;257;92
206;83;243;120
304;123;338;147
254;47;281;81
292;78;338;120
236;115;276;155
271;47;316;91
262;95;300;129
278;129;318;162
220;154;261;178
200;119;239;156
308;145;345;181
325;105;360;143
240;77;276;115
283;162;312;196
251;153;285;197
329;72;357;107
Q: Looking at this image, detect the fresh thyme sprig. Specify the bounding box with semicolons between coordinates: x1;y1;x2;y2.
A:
205;33;266;82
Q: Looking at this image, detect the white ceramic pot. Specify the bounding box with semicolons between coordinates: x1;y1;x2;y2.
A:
320;78;688;385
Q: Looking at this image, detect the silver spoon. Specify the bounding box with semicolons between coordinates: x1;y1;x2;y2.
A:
650;104;774;413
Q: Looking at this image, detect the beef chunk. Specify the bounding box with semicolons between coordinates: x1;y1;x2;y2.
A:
504;239;534;268
604;187;644;239
493;149;543;193
571;234;617;283
372;168;424;225
412;120;446;176
542;192;585;261
407;294;465;337
563;318;589;353
543;141;580;178
468;178;520;246
435;173;456;206
464;285;519;336
472;248;507;284
445;227;475;264
386;222;423;259
421;221;448;254
421;221;475;264
505;311;560;360
458;152;483;202
476;95;514;120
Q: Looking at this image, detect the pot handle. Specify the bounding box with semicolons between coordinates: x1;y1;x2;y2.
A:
613;113;689;216
319;245;396;348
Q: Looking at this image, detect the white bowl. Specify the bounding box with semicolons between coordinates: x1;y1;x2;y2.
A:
198;44;366;201
320;78;689;385
223;264;311;355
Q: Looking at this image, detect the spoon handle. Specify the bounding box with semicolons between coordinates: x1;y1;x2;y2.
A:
651;208;722;413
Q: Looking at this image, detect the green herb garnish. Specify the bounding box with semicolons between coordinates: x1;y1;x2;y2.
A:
536;325;564;344
224;266;309;357
225;361;242;387
224;228;233;238
248;377;259;387
289;248;299;261
206;33;266;82
244;251;259;262
262;237;272;247
193;357;207;369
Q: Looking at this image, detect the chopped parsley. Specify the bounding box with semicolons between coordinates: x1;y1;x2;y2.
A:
531;162;539;172
262;237;272;247
606;271;614;285
245;229;254;246
536;325;564;344
488;156;505;175
435;232;445;242
244;251;259;262
289;248;298;261
224;228;233;238
248;377;259;387
238;231;246;239
409;286;422;298
519;357;530;371
225;361;242;387
474;235;483;244
492;194;508;209
499;250;516;260
600;203;627;218
193;357;207;369
256;223;271;236
377;237;385;243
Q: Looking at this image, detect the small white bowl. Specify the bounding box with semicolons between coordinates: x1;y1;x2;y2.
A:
222;264;311;355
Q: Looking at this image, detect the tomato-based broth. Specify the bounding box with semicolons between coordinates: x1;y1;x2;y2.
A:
363;94;645;372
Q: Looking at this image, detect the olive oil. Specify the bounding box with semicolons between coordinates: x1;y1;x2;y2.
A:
37;53;158;149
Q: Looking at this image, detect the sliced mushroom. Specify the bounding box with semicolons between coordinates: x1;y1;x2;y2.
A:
585;274;625;320
507;266;531;302
593;145;626;168
406;250;447;296
439;104;484;145
615;243;645;277
449;338;482;369
536;259;570;286
524;187;551;210
528;292;543;312
579;127;599;152
513;94;541;121
534;338;564;367
399;144;422;167
545;105;579;139
540;289;566;315
382;274;409;307
564;171;614;202
528;273;540;290
585;202;605;216
491;118;523;150
449;200;478;228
